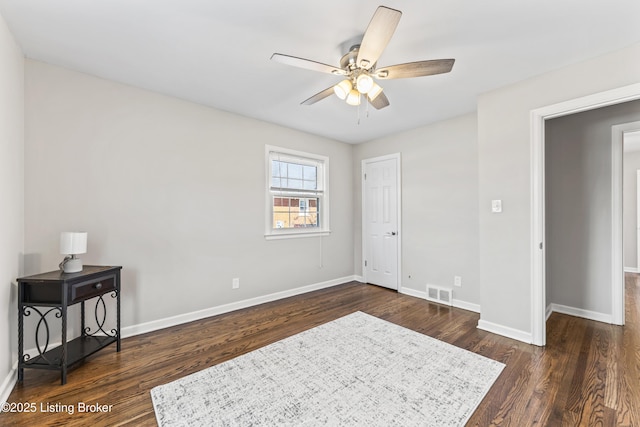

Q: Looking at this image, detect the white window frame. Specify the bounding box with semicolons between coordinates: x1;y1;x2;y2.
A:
265;145;330;239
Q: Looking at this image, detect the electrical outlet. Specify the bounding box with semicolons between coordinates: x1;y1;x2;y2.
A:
232;278;240;289
454;276;462;287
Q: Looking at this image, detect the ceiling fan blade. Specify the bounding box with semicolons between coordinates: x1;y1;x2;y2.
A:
375;59;455;79
368;91;390;110
271;53;346;75
356;6;402;70
301;86;336;105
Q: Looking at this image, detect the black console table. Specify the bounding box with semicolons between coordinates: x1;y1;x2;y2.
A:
17;265;122;385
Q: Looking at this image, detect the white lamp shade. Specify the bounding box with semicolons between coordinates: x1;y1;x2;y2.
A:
346;89;361;106
356;74;374;94
60;232;87;255
333;79;352;100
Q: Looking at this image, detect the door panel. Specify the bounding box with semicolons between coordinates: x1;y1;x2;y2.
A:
363;156;399;290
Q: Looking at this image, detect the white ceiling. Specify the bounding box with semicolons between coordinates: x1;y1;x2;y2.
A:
1;1;639;144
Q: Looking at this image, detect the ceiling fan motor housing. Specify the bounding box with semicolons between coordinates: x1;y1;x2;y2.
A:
340;45;376;73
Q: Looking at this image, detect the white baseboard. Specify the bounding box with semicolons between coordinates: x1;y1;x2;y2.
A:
353;275;364;283
399;286;480;313
547;303;613;324
624;267;638;273
399;286;427;299
0;275;357;406
122;275;356;338
0;364;17;406
546;304;553;321
477;319;532;344
452;299;481;314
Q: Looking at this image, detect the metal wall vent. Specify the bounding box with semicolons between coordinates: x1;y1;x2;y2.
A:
426;285;453;306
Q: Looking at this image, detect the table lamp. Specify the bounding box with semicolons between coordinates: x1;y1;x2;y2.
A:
59;231;88;273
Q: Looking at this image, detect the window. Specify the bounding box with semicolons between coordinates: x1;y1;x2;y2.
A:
265;146;330;239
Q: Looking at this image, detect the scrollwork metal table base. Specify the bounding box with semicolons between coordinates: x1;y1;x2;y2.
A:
17;266;122;385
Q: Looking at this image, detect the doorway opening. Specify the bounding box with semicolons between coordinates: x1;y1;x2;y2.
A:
531;83;640;346
623;130;640;272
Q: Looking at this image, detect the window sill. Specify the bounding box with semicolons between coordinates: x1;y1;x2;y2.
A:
265;230;331;240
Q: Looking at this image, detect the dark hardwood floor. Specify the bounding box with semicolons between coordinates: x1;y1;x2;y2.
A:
2;275;639;426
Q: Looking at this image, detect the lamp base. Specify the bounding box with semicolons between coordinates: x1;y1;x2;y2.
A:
61;257;83;273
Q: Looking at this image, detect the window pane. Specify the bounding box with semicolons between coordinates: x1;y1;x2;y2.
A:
303;166;317;181
287;179;303;189
288;163;303;179
272;196;319;229
270;159;318;191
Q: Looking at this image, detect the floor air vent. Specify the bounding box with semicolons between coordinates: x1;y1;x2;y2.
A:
426;285;452;306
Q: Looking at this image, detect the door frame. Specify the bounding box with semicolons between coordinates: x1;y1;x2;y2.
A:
362;153;402;291
637;168;640;271
530;83;640;346
609;121;640;326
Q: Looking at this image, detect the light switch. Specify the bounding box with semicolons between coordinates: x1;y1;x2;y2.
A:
491;200;502;213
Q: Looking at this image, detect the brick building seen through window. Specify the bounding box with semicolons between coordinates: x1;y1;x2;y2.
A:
273;197;318;228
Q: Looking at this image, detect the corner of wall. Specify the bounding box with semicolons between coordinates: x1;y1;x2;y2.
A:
0;8;25;405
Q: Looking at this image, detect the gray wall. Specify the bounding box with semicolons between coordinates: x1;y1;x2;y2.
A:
545;100;640;314
623;148;640;270
3;25;639;400
24;60;355;330
477;42;640;338
0;12;24;399
353;113;480;306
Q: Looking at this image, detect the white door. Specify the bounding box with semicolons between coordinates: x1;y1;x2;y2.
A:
363;155;400;290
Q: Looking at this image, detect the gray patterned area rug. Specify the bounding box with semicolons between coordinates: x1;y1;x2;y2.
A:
151;311;505;426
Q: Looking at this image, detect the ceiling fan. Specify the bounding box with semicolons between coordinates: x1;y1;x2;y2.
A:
271;5;455;110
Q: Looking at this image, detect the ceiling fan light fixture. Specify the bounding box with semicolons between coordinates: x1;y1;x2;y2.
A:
272;6;454;111
334;79;352;100
367;82;383;101
356;73;374;94
346;89;361;106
